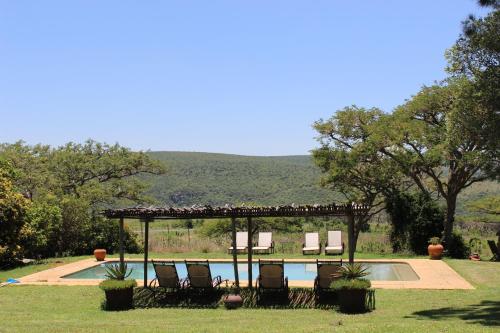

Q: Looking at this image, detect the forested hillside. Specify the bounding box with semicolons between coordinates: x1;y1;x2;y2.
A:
144;152;499;222
144;152;341;206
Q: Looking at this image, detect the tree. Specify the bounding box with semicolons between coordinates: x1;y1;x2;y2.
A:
446;8;500;162
476;0;499;10
375;79;499;247
0;142;53;200
312;107;406;256
0;140;166;259
0;159;30;264
48;140;165;208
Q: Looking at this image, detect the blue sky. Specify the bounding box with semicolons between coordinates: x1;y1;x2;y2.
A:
0;1;489;155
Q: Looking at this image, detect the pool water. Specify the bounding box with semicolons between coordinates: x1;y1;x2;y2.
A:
63;261;419;281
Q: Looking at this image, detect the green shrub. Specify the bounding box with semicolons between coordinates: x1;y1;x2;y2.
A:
386;192;444;254
447;232;470;259
330;278;371;290
99;279;137;291
429;237;441;245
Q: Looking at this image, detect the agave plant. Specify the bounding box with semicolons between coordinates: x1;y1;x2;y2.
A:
340;263;369;280
104;263;133;280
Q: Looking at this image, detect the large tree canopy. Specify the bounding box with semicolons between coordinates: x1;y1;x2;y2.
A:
374;78;499;246
0;140;165;262
0;159;30;264
312;106;406;254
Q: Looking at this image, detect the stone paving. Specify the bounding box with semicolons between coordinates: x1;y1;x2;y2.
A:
17;258;474;289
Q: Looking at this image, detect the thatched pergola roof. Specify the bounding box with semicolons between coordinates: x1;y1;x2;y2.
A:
103;203;370;220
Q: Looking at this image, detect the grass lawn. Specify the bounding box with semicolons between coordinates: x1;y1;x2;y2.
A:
0;257;499;332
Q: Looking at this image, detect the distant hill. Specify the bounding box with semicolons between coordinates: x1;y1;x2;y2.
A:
143;151;499;221
144;151;341;206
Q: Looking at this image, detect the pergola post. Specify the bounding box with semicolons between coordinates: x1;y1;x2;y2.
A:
346;205;355;264
143;218;150;287
119;217;125;268
247;216;253;289
231;217;239;289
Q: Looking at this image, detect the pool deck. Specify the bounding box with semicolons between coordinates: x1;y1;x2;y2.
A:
16;258;474;289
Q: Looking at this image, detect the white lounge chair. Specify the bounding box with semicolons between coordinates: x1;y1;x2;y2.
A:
253;232;275;254
325;231;344;255
228;231;248;254
302;232;321;255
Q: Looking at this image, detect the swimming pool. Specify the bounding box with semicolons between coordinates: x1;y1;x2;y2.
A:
63;261;419;281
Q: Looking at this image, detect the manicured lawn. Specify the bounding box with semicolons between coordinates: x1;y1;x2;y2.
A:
0;258;498;332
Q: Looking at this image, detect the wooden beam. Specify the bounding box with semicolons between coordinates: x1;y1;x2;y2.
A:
231;217;239;289
143;219;150;287
247;216;253;289
347;206;355;264
119;217;125;268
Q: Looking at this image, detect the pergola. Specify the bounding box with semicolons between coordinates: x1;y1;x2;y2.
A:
103;203;369;288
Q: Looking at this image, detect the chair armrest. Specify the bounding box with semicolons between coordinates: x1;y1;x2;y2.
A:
212;275;223;287
179;277;189;288
148;278;158;289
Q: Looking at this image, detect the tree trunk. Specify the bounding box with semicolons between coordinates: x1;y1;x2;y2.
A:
443;194;457;249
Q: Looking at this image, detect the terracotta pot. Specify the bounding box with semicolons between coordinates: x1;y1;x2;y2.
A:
94;249;107;261
428;244;444;260
223;294;243;309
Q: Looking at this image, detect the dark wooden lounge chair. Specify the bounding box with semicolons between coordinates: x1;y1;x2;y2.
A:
487;240;500;261
256;259;288;300
149;260;186;299
314;259;343;299
184;260;223;293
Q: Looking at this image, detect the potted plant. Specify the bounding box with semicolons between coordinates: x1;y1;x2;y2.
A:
331;263;371;313
222;285;243;310
94;249;107;261
331;278;371;313
99;263;136;311
428;237;444;259
468;238;481;261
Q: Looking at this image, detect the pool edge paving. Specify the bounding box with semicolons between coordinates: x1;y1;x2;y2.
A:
16;258;474;290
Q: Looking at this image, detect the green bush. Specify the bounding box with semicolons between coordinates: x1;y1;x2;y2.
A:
447;232;470;259
330;278;371;290
23;200;62;259
386;192;444;254
99;279;137;291
0;159;30;265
